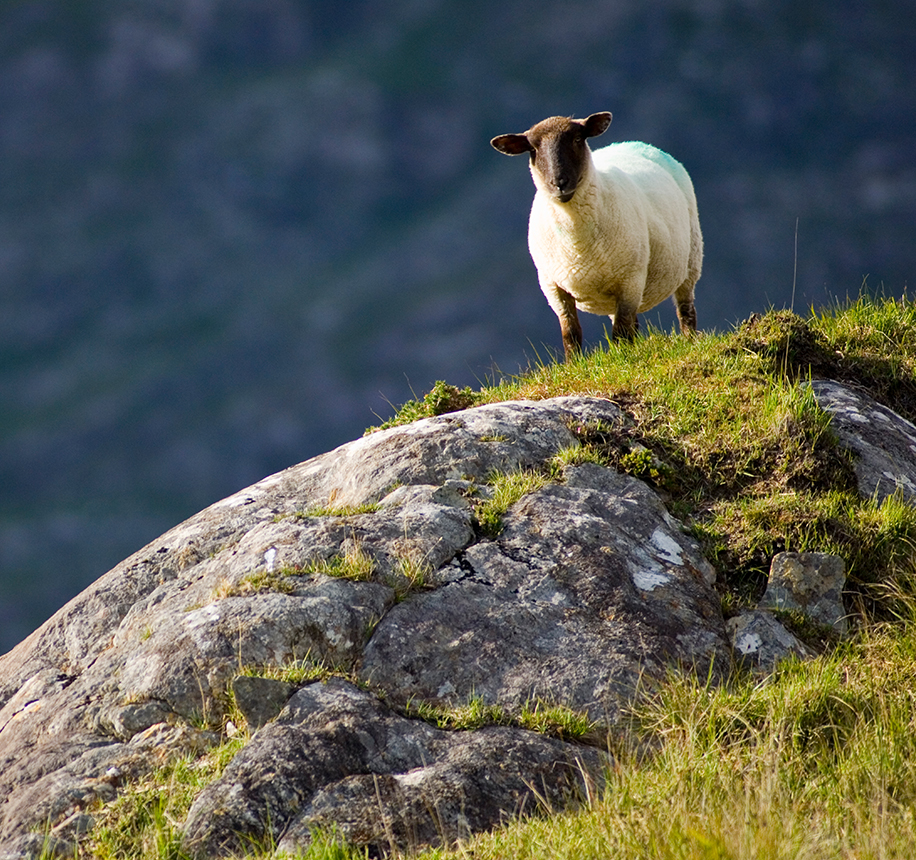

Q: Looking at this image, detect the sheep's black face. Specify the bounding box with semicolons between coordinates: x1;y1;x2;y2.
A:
490;112;612;204
529;123;590;203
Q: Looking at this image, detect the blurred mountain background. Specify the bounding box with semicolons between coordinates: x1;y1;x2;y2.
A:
1;0;914;653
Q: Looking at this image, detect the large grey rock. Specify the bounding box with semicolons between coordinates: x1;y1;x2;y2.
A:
0;396;730;857
810;379;916;503
360;463;726;722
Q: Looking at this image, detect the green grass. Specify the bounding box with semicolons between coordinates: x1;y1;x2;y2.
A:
302;502;382;518
273;503;381;523
213;563;314;599
85;738;249;859
214;568;299;597
73;295;916;859
301;541;377;581
403;695;601;744
237;652;335;686
390;552;435;601
367;380;481;432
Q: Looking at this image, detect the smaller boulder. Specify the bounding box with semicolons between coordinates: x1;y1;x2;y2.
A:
759;552;847;633
809;379;916;504
726;610;815;673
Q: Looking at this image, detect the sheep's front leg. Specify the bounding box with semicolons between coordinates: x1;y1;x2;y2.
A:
554;287;582;361
611;302;639;341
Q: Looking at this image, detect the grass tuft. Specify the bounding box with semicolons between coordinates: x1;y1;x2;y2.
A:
85;738;247;859
212;566;301;599
302;541;377;582
302;502;381;518
388;552;435;601
367;380;481;432
404;695;601;744
238;652;334;686
475;469;552;536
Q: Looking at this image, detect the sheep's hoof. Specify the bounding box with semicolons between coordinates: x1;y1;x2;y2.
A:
611;320;639;342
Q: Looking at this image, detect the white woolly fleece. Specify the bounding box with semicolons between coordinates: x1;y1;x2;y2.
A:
528;140;702;322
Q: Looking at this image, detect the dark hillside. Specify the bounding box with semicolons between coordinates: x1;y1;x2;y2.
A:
1;0;914;651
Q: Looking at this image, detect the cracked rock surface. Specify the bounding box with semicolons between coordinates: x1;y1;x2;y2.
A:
0;396;731;857
360;462;725;722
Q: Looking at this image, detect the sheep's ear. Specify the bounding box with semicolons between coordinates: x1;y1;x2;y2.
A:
490;133;533;156
582;112;612;139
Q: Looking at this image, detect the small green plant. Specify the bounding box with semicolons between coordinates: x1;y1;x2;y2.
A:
549;443;608;472
388;552;434;601
367;380;481;432
616;443;677;491
476;469;551;536
618;444;653;473
239;651;334;686
303;541;377;582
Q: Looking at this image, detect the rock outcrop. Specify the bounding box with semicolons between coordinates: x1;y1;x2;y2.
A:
0;396;730;857
760;552;847;632
0;380;905;857
725;551;847;673
809;379;916;504
726;610;816;672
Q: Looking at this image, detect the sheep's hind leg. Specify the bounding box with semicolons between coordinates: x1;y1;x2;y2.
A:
673;280;697;333
554;287;583;361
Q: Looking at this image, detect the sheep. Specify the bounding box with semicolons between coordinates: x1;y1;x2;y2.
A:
491;112;703;360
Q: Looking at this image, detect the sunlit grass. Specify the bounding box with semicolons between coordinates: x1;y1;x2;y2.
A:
302;541;377;581
85;738;248;860
403;695;600;744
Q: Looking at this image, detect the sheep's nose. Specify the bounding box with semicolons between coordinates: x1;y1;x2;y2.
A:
554;178;576;202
